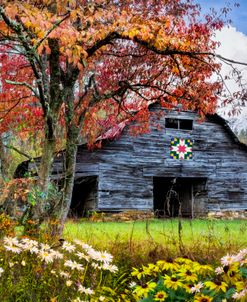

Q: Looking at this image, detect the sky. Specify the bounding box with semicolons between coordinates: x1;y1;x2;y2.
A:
196;0;247;34
196;0;247;130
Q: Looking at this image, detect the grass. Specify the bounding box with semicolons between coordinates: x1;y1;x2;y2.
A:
64;218;247;267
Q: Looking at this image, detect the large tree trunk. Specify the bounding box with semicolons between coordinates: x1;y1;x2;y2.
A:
58;137;78;234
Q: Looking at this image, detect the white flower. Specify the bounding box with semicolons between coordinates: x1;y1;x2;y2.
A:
38;250;54;264
91;262;100;269
20;238;38;250
29;246;39;254
102;263;118;273
232;288;247;299
99;296;105;301
94;251;113;264
51;250;63;259
21;260;26;266
0;267;4;276
40;243;51;251
62;241;76;253
221;254;237;266
190;282;204;293
64;260;84;271
129;281;137;288
215;266;224;275
72;298;87;302
3;236;19;246
9;262;14;268
76;251;90;262
66;280;73;287
60;271;70;278
78;285;94;295
4;245;21;254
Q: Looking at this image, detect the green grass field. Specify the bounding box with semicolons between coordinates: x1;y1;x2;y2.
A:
64;218;247;266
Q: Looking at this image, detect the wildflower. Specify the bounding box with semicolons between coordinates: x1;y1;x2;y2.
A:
76;251;90;262
38;250;54;264
72;298;87;302
154;291;168;301
133;282;156;298
91;262;100;270
132;266;148;279
21;260;26;266
99;296;105;301
215;266;224;275
3;236;19;246
0;267;4;276
94;251;113;263
163;275;183;290
4;245;21;254
221;254;237;266
102;263;118;273
178;268;198;282
129;281;137;288
190;282;204;293
9;262;14;268
40;243;51;251
62;241;76;252
64;260;84;271
157;259;178;271
51;250;63;259
232;288;247;300
204;280;228;293
66;280;73;287
60;271;70;278
78;285;94;295
194;294;213;302
29;246;39;254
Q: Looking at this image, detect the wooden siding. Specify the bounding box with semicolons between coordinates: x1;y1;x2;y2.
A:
53;106;247;215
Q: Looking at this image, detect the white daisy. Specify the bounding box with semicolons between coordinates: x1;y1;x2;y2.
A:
64;260;84;271
62;241;76;252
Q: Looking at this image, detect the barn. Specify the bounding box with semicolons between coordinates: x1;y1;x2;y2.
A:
65;104;247;218
16;104;247;218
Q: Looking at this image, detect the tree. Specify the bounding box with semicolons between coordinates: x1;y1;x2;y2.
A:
0;0;240;234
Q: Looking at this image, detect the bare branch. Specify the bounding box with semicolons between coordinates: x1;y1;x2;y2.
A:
5;80;39;98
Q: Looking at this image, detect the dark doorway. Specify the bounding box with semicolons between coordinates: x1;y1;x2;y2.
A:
69;176;98;218
153;177;207;217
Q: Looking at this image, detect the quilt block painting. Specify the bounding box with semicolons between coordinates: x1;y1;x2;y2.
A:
170;137;193;160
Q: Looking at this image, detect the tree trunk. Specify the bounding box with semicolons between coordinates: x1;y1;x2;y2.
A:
58;128;78;234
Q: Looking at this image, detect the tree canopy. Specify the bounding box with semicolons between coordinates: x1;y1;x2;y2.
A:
0;0;243;233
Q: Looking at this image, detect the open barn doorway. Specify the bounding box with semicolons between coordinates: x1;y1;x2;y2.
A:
69;176;98;218
153;177;207;217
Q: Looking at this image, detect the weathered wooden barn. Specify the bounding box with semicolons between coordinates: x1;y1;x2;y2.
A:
16;104;247;217
64;104;247;217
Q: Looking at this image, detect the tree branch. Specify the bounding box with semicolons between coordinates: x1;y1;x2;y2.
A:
5;80;39;98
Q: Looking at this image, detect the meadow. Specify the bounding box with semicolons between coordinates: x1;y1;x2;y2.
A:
64;218;247;266
0;216;246;301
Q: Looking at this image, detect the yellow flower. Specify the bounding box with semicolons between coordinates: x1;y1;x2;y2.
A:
194;294;213;302
157;259;178;272
163;275;183;290
178;268;198;283
131;266;148;280
154;291;168;301
204;280;228;293
133;281;156;298
222;264;241;284
194;263;214;276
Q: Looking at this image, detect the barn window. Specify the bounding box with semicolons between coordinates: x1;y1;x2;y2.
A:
166;118;193;130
